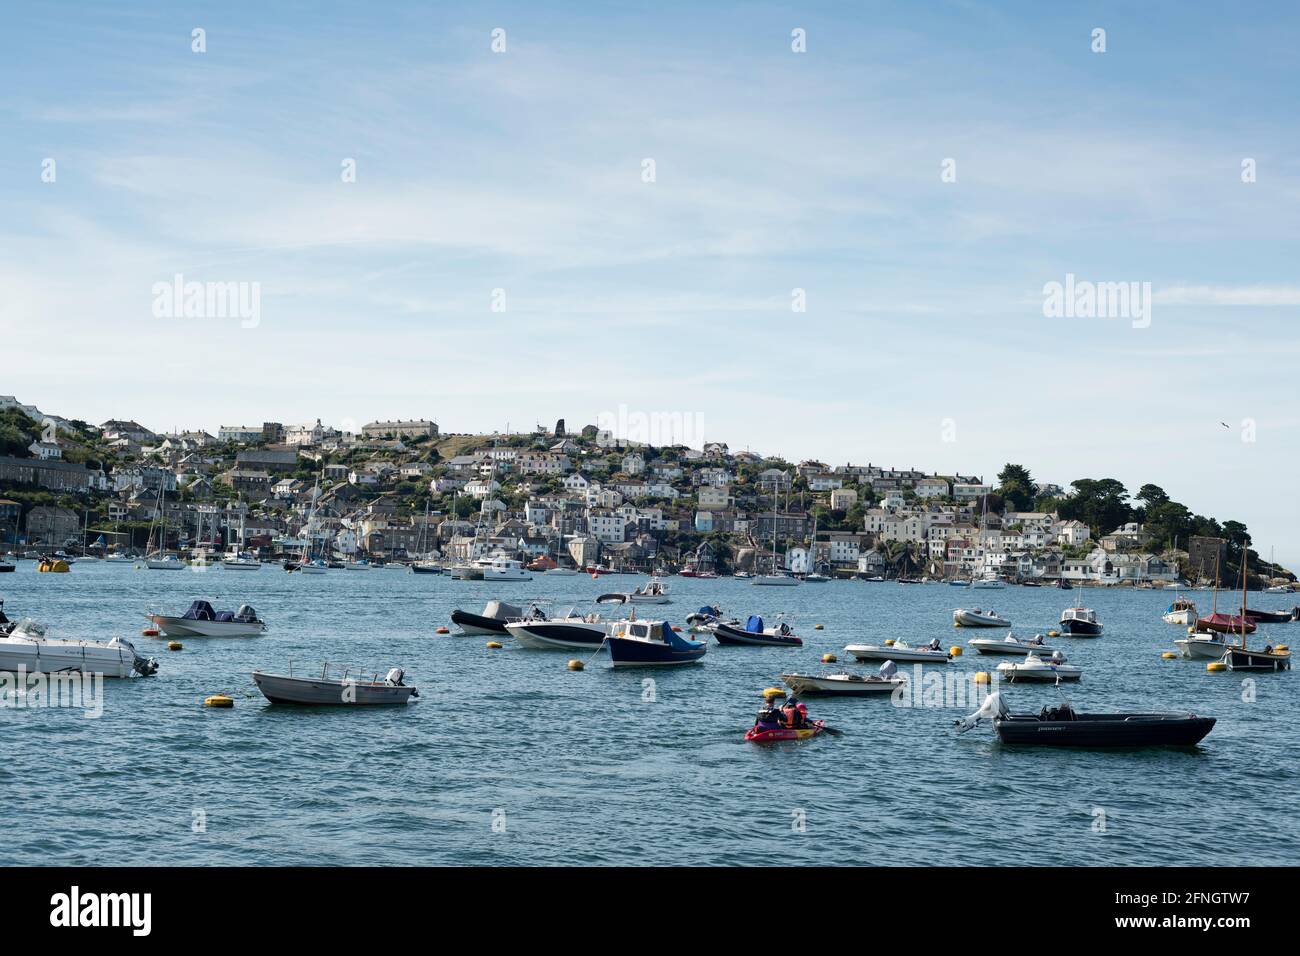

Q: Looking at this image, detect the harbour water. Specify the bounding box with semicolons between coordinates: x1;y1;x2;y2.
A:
3;565;1296;866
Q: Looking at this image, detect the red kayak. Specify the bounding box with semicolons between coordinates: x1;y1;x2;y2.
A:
745;720;826;743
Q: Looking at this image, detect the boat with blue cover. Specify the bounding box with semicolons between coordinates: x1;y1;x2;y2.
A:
148;600;266;637
709;614;803;647
605;618;706;667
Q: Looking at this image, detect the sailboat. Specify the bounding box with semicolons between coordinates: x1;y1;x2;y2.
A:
802;514;831;582
1194;554;1253;635
410;501;442;574
292;476;328;573
142;486;184;569
1220;556;1291;672
753;487;799;586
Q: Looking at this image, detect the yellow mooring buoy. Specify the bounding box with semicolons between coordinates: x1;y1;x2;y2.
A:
1047;630;1060;638
167;641;183;651
1161;651;1177;660
567;659;584;671
973;672;991;684
762;687;787;701
204;695;234;708
486;641;503;649
814;624;824;630
950;646;963;657
821;653;837;664
1206;661;1227;673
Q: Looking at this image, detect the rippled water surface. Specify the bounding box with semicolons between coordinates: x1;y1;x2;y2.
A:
2;565;1296;866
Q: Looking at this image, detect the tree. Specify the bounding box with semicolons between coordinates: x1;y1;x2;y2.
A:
1058;478;1133;538
997;463;1035;512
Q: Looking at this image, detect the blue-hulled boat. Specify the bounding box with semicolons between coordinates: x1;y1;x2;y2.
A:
605;619;706;667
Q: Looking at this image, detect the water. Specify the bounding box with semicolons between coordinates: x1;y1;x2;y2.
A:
2;565;1296;866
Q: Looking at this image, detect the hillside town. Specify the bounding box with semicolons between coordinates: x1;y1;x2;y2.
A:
0;395;1290;587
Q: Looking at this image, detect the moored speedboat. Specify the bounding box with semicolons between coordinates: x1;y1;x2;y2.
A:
953;607;1011;628
148;600;266;637
604;618;705;667
505;606;612;649
481;557;532;581
1058;607;1103;637
220;550;262;570
0;619;158;677
252;664;418;705
956;694;1214;746
995;652;1081;683
709;614;802;647
967;633;1059;656
1174;632;1230;660
844;638;951;663
781;662;905;697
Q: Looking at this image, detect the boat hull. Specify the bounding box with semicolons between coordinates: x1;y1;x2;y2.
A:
1222;646;1291;671
450;610;510;635
995;663;1082;683
1174;637;1229;659
252;671;417;705
994;714;1215;747
505;620;607;649
1058;619;1103;636
1162;609;1196;625
844;644;950;663
746;720;826;742
710;621;802;647
967;638;1059;656
953;610;1011;628
149;615;265;637
605;636;705;667
780;673;903;696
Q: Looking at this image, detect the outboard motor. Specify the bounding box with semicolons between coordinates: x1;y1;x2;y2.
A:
385;667;406;686
110;636;159;677
235;604;257;623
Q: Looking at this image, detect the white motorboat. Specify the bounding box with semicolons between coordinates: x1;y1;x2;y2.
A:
103;553;134;564
449;563;484;580
996;652;1082;683
221;550;262;570
0;619;158;677
148;600;266;637
1264;583;1295;594
752;572;799;587
543;566;579;576
967;633;1059;656
781;662;906;696
252;664;418;705
505;607;612;649
143;555;185;570
971;572;1006;589
953;607;1011;628
1174;632;1231;660
599;577;672;604
1162;598;1198;625
481;557;532;581
844;639;952;663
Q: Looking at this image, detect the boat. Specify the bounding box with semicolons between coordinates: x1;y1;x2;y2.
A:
953;607;1011;628
971;572;1006;590
344;559;371;571
297;558;328;575
1056;579;1073;589
0;619;158;677
0;558;15;573
752;572;800;586
604;618;706;667
144;555;185;570
1058;607;1103;637
221;550;262;570
781;661;905;697
1173;631;1230;660
103;552;133;564
1162;597;1198;625
844;638;952;663
148;600;266;637
1196;612;1256;635
1265;583;1295;594
995;652;1082;683
543;566;579;576
956;693;1215;747
967;633;1059;656
732;571;751;579
1244;607;1295;624
252;664;418;705
598;577;671;604
450;600;537;635
410;562;442;574
481;557;532;581
1217;560;1291;671
684;605;724;633
37;557;71;573
803;572;832;583
0;599;14;635
709;614;803;647
948;579;971;587
448;564;484;580
505;605;614;649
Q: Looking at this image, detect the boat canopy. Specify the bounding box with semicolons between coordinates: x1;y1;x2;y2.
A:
746;614;764;633
182;600;218;621
482;601;523;620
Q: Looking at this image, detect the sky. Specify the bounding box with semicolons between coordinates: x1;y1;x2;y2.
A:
2;2;1298;564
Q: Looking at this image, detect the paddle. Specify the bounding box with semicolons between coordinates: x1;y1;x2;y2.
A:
818;723;845;737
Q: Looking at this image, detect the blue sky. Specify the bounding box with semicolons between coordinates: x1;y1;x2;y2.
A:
3;2;1299;563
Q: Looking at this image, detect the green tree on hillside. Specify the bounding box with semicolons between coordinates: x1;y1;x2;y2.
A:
997;463;1036;512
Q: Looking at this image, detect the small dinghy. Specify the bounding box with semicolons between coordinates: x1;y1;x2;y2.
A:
781;661;905;697
252;664;418;705
995;651;1082;683
149;600;266;637
605;618;705;667
1059;607;1103;636
710;614;803;647
953;608;1011;628
598;577;672;605
955;693;1215;747
450;600;531;635
844;638;952;663
745;696;829;742
0;619;158;677
684;605;724;633
967;633;1058;657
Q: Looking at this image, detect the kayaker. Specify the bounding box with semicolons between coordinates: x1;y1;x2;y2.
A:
781;698;807;729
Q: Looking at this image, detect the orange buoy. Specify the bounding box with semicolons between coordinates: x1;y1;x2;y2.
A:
435;626;450;634
142;628;161;637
